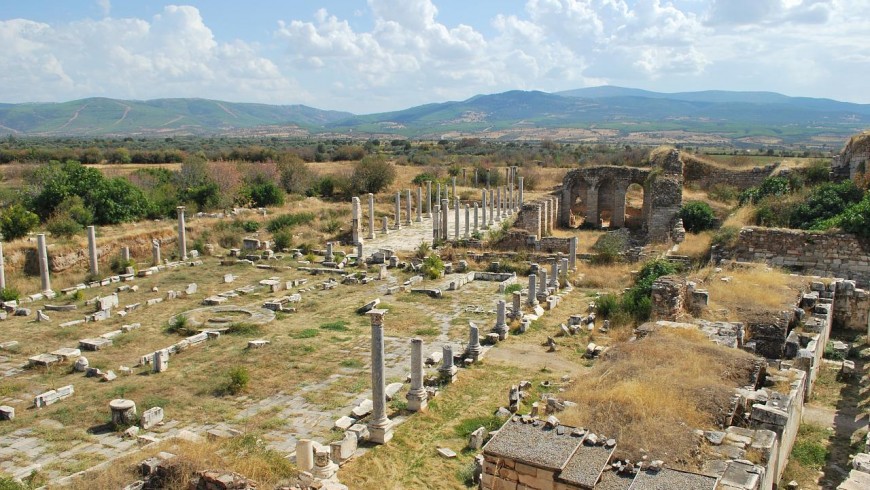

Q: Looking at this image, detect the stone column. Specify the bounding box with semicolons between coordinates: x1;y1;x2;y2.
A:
465;205;470;238
152;240;161;266
439;344;458;384
382;217;389;235
550;262;559;288
473;203;479;232
481;190;488;226
0;241;5;290
441;199;449;241
367;309;393;444
612;181;628;228
325;242;334;262
177;206;187;260
109;399;137;426
561;258;570;281
296;439;315;472
121;247;131;264
512;291;522;319
426;181;433;218
508;184;513;215
463;168;467;185
357;242;364;262
86;225;99;276
495;187;502;222
352;196;362;244
454;198;460;240
528;274;538;306
569;237;577;271
585;178;600;227
417;186;423;222
405;189;412;226
518;176;525;206
452;177;457;200
437;183;441;203
467;323;482;361
368;193;376;240
494;300;508;340
474;168;478;187
539;269;548;297
433;205;441;240
394;192;401;230
36;233;51;293
489;190;495;225
406;338;428;411
486;169;491;189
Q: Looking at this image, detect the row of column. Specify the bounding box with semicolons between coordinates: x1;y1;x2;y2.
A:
0;208;188;294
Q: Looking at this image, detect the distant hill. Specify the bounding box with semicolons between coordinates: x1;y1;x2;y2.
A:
0;97;353;136
2;88;869;144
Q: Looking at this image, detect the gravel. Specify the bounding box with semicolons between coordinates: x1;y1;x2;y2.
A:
631;468;717;489
558;443;613;487
484;419;582;470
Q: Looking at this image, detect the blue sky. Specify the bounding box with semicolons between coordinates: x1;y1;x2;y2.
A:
1;1;867;113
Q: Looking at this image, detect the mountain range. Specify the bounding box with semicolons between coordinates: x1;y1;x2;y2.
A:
2;87;868;145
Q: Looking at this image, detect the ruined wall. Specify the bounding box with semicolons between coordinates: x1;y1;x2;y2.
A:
731;227;870;287
650;276;709;321
495;231;572;254
683;158;776;190
831;131;870;182
514;196;559;239
833;280;870;331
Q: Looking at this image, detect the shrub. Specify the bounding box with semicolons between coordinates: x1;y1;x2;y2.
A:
350;156;396;194
307;175;338;198
224;366;250;395
45;212;83;238
839;194;870;237
791;181;863;230
421;254;445;280
240;220;260;233
595;293;620;319
415;241;431;259
0;204;39;240
0;287;20;302
165;316;195;336
679;201;717;233
277;158;314;194
591;232;627;264
712;226;740;248
272;229;292;251
708;184;739;202
243;179;285;207
412;172;437;185
504;283;522;295
739;177;791;205
620;259;678;322
266;212;315;232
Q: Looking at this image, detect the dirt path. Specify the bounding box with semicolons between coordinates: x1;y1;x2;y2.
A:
486;343;585;377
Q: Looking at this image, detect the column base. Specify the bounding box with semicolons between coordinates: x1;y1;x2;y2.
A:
494;325;508;341
367;420;394;444
439;366;458;384
406;391;428;412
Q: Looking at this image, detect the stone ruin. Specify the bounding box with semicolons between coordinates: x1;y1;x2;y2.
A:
832;130;870;182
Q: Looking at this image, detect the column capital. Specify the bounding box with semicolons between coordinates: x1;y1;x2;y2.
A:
367;308;388;325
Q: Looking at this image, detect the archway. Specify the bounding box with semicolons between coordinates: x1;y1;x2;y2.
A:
569;181;589;228
625;183;645;229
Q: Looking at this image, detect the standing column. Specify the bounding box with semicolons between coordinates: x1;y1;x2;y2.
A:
394;192;402;230
87;225;98;276
382;217;389;235
508;184;513;215
486;169;491;189
561;258;570;282
481;190;488;227
550;262;559;288
121;247;131;264
416;186;423;222
152;240;161;266
569;237;577;271
518;176;525;206
454;198;460;240
426;181;433;218
406;338;428;411
528;274;538;306
452;177;457;200
368;193;376;240
36;233;51;293
489;190;495;225
405;189;412;226
465;205;470;238
539;269;548;297
296;440;314;472
512;291;522;319
367;309;394;444
495;187;502;222
473;203;479;232
436;183;441;203
177;206;187;260
467;323;482;361
474;168;478;187
494;299;508;340
0;241;5;290
441;199;449;241
433;205;441;240
351;196;362;245
439;344;458;384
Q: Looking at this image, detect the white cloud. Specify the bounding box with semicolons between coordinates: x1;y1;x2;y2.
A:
96;0;111;17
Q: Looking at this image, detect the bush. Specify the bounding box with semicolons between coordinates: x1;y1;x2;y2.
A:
791;181;863;230
739;177;791;205
504;283;522;295
240;220;260;233
165;316;195;336
0;204;39;240
224;366;250;395
595;293;620;319
412;172;437;185
0;287;20;302
266;212;315;232
415;241;431;259
712;226;740;247
351;156;396;194
708;184;739;202
272;229;292;251
277;158;314;194
243;179;284;207
45;212;83;238
839;194;870;237
307;175;337;198
591;232;627;264
679;201;717;233
421;254;445;280
620;259;678;322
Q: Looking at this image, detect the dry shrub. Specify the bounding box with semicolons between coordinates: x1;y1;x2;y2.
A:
574;262;635;291
693;265;802;321
721;205;756;229
678;232;713;261
559;328;758;467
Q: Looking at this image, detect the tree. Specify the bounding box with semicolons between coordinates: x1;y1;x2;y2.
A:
0;204;39;240
351;156;396;194
679;201;717;233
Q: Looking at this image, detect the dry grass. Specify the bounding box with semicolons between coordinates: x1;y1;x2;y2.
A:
721;205;756;229
573;261;636;291
678;232;713;261
690;264;803;322
559;328;759;468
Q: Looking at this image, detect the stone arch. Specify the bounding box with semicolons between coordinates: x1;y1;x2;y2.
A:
625;182;646;229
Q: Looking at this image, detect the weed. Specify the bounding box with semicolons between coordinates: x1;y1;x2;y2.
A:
223;367;250;396
454;415;503;438
504;283;522;295
414;327;439;336
339;359;363;369
293;328;320;339
320;320;349;332
227;323;261;336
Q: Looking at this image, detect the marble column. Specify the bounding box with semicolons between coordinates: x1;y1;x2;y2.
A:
539;269;548;297
439;344;458;384
452;177;457;200
367;309;393;444
481;190;488;226
454;198;460;240
416;186;423;222
465;205;470;238
325;242;334;262
486;169;491;189
382;217;389;235
494;300;508;340
351;196;362;245
175;206;188;261
528;274;538;306
561;258;570;281
394;192;401;230
0;241;5;290
152;240;161;266
518;176;525;206
508;184;513;215
467;323;482;361
550;262;559;288
405;189;412;226
433;205;441;240
489;190;495;225
36;233;51;293
569;237;577;271
436;183;441;203
368;193;376;240
441;199;449;241
495;187;502;222
87;225;98;276
406;338;428;411
512;291;522;319
296;439;314;472
473;203;479;232
426;181;433;218
121;246;131;264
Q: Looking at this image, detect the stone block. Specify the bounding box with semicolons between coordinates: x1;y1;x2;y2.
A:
141;407;165;430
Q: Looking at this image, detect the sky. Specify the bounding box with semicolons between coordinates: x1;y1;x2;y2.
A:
1;0;868;114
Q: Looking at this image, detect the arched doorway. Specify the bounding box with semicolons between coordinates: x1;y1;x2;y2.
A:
625;183;645;229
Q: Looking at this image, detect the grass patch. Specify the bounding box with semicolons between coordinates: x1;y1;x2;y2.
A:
504;283;522;295
226;322;262;336
320;320;349;332
339;359;363;369
454;415;503;439
292;328;320;339
414;327;439;336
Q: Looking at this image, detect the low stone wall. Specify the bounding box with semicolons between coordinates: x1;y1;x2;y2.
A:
495;231;572;254
514;196;560;239
731;227;870;287
683;159;776;190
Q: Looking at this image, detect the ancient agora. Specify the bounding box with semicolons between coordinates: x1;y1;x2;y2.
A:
1;132;870;490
